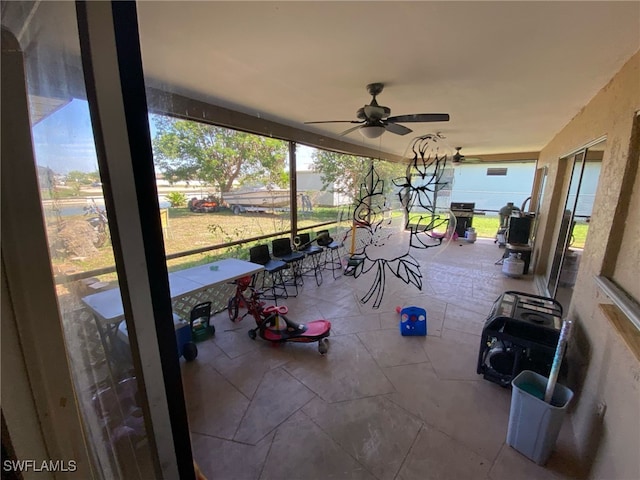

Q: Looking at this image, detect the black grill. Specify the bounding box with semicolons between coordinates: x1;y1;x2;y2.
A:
450;202;476;238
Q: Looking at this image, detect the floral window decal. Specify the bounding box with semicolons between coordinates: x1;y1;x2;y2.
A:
348;134;452;308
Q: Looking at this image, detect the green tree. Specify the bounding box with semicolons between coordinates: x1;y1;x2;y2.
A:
152;115;288;192
66;170;98;185
311;151;405;200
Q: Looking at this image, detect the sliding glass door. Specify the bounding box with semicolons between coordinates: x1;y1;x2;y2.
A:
546;139;604;308
2;2;192;478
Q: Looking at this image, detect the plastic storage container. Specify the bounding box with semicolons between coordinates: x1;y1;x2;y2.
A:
399;306;427;336
507;370;574;465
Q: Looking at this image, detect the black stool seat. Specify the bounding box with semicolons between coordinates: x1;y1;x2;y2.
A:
263;258;289;272
316;230;343;279
272;238;305;295
249;244;289;302
295;233;323;286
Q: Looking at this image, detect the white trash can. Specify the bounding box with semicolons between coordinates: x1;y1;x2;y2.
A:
506;370;574;465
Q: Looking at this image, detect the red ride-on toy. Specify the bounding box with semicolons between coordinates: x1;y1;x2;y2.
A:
228;276;331;354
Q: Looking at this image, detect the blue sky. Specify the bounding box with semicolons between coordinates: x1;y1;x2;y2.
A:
33;99;159;174
33;99;98;174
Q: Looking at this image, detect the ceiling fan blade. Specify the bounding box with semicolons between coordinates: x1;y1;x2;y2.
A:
384;122;412;135
304;120;362;124
386;113;450;123
339;125;363;136
463;157;484;164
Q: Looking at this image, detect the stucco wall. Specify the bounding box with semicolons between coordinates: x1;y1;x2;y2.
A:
535;50;640;479
611;119;640;301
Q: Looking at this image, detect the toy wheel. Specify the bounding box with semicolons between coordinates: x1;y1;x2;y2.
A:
208;324;216;336
248;330;257;340
318;339;328;355
228;296;240;322
183;342;198;361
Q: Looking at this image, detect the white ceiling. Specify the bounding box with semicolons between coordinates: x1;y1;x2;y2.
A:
135;1;639;160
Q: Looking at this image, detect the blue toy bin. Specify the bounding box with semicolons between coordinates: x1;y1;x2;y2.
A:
399;306;427;336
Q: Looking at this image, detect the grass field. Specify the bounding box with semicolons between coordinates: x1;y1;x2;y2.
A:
464;215;500;239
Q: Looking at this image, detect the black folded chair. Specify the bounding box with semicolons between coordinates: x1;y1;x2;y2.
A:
249;244;289;302
271;238;305;295
316;229;344;279
294;232;323;286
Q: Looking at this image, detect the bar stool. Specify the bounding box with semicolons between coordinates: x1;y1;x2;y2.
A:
316;229;344;279
294;232;323;286
271;238;305;296
249;244;289;303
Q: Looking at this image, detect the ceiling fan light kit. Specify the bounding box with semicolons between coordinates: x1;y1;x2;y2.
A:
305;82;450;138
360;125;386;138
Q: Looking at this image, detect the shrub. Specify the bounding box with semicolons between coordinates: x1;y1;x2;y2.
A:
166;191;187;207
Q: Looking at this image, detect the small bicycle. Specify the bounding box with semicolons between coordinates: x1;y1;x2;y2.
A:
227;275;254;323
227;276;331;354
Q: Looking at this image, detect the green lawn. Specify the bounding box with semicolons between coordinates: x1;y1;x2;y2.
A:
465;215;588;248
468;215;501;239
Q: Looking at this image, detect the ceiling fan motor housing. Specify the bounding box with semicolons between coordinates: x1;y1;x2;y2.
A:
453;147;465;163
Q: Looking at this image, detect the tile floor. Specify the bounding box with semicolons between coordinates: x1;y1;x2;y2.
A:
183;238;582;480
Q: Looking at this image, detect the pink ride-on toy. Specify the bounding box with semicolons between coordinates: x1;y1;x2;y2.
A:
228;277;331;354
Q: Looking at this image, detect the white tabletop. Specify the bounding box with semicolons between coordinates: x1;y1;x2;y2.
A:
82;288;126;324
171;258;263;286
82;258;263;324
168;275;206;298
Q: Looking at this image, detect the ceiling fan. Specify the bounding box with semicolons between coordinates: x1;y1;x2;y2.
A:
452;147;465;164
305;83;450;139
452;147;483;165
